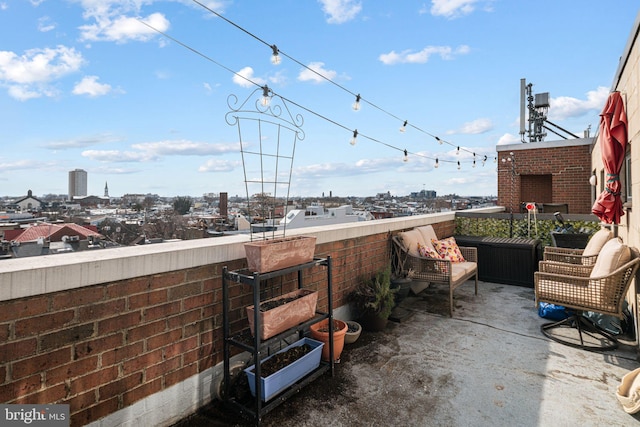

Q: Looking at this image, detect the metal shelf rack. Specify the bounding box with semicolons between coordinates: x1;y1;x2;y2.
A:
222;256;334;425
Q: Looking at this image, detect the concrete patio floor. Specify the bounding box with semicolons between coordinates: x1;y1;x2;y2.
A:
175;281;640;426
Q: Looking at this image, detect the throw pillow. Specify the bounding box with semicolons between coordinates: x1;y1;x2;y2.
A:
417;242;441;259
432;237;466;263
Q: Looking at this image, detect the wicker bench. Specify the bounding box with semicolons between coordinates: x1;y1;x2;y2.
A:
392;225;478;317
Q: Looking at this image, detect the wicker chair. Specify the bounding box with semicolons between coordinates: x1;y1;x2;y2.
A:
543;227;613;267
534;238;640;351
392;225;478;317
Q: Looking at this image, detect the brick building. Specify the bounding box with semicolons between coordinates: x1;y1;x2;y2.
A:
497;138;593;214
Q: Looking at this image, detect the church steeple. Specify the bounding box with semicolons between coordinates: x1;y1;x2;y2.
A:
104;181;109;198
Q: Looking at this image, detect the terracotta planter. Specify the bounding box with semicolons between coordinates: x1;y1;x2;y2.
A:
309;319;348;362
246;289;318;340
244;236;316;273
359;311;388;332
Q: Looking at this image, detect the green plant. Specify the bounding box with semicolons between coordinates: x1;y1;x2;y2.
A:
349;265;397;319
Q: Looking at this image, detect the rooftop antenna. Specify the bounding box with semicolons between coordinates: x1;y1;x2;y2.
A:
520;78;579;142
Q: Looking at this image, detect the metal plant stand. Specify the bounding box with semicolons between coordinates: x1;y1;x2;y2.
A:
222;257;334;426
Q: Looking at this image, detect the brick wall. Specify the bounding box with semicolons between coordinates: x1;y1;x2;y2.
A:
0;222;450;426
497;141;592;214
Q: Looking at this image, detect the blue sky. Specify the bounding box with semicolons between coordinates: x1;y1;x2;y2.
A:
1;1;638;199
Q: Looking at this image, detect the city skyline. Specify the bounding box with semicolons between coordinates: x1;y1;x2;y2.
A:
1;1;637;198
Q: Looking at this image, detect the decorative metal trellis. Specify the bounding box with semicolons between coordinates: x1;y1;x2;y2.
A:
225;87;305;241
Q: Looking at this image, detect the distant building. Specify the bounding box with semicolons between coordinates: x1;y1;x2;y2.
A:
14;190;43;212
69;169;88;199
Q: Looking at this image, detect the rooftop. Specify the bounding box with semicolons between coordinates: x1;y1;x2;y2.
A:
176;280;640;426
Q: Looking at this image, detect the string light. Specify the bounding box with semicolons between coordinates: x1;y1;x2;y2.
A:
260;85;271;107
350;129;358;146
270;44;281;65
473;159;476;168
457;161;461;170
399;120;408;133
352;94;361;111
434;158;439;168
186;1;493;169
142;6;495;171
403;149;408;162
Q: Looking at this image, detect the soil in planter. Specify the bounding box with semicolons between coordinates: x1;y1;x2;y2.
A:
259;343;312;377
259;294;304;311
316;319;344;333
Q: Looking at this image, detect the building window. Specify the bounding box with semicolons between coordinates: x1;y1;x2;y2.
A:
624;150;632;202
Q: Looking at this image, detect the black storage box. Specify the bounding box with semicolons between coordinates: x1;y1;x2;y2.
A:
454;236;542;288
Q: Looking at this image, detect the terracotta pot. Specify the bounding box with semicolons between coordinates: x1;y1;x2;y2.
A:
309;319;348;362
359;311;388;332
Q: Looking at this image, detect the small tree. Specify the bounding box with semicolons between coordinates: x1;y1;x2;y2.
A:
173;196;192;215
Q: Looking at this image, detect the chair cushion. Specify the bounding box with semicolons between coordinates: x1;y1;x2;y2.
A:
417;225;439;246
398;229;426;257
590;237;630;278
432;237;466;263
582;228;613;257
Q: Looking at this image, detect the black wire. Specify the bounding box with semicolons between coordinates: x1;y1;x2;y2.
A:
190;0;488;161
139;11;483;166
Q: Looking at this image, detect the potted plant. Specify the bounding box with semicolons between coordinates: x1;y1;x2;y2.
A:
349;265;397;331
391;268;414;304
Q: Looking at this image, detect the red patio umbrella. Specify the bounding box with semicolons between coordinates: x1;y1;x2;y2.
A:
592;91;628;224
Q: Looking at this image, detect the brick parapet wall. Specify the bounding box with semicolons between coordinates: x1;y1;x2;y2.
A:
0;211;480;426
497;140;593;214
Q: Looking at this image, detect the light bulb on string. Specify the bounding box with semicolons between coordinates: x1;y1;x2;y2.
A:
350;129;358;146
456;146;460;155
436;136;443;145
457;161;461;170
434;158;439;168
403;149;408;162
399;120;407;133
482;155;487;166
352;94;361;111
260;85;271;107
473;159;476;168
270;45;281;65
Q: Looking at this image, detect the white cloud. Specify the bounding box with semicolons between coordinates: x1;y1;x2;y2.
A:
548;86;609;120
0;45;85;100
318;0;362;24
233;66;265;87
379;45;469;65
198;159;239;172
430;0;478;18
37;16;56;32
297;62;337;83
496;133;520;145
79;11;169;43
448;118;493;135
131;140;239;156
72;75;113;97
81;149;158;162
45;133;122;149
82;139;239;163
